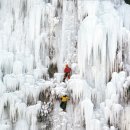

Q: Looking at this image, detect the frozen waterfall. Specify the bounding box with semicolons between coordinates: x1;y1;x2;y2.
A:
0;0;130;130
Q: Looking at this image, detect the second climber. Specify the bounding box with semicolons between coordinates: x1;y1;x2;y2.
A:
63;64;72;82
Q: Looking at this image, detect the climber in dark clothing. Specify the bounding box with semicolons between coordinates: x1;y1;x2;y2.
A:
60;95;70;112
63;64;72;82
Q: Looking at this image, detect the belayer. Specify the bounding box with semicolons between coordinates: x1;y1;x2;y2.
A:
60;94;70;112
63;64;72;82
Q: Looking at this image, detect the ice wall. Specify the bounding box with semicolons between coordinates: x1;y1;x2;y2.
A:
0;0;129;87
0;0;78;129
78;0;130;101
0;0;78;73
0;0;130;130
118;3;130;66
58;0;78;71
0;0;60;73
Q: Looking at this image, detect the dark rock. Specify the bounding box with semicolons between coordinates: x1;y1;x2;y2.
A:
48;63;58;78
125;0;130;5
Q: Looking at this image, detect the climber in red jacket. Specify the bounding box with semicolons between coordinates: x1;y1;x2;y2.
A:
63;64;72;82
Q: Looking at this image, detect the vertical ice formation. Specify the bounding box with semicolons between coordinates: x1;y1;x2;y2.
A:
81;98;94;130
0;0;59;73
0;0;129;76
78;0;130;101
104;71;130;129
0;80;53;129
58;0;78;71
0;0;130;130
67;71;128;130
121;106;130;130
118;3;130;68
68;75;94;129
14;120;29;130
68;77;92;102
0;0;78;73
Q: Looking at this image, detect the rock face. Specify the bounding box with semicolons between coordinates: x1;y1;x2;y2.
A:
125;0;130;5
48;63;58;78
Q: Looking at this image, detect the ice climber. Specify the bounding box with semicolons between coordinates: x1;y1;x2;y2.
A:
60;94;70;112
63;64;72;82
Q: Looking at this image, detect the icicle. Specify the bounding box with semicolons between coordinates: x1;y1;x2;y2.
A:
0;98;6;119
121;107;130;130
15;102;27;119
26;102;41;125
68;77;92;102
118;3;130;30
106;82;116;99
13;61;23;75
90;119;101;130
0;79;6;95
3;74;19;92
10;103;17;123
81;98;93;130
77;0;100;21
110;104;123;127
0;51;14;74
30;115;37;130
106;71;127;103
14;120;29;130
33;68;48;80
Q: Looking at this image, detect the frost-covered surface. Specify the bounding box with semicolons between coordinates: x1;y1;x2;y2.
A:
0;0;130;130
78;0;130;98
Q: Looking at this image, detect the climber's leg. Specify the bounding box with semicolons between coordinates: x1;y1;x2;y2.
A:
63;73;67;82
68;73;70;79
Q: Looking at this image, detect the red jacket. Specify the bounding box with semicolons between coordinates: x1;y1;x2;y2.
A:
64;67;71;73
